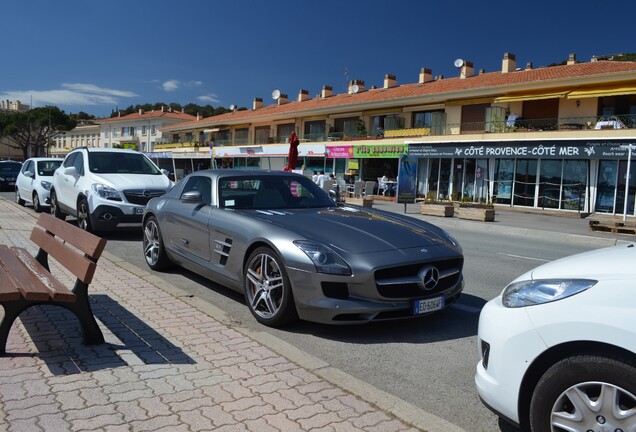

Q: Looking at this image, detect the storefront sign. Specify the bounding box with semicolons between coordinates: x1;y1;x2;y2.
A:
354;144;408;158
409;140;636;160
326;145;354;158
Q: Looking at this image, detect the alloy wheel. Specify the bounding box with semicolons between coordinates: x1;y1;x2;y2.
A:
245;252;284;320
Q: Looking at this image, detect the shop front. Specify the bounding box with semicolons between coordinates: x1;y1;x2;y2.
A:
326;143;407;184
409;139;636;216
213;143;326;173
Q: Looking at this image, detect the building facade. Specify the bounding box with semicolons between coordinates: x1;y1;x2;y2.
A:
157;52;636;217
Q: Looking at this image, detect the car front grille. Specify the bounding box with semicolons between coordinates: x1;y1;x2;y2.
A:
123;189;167;205
374;257;464;298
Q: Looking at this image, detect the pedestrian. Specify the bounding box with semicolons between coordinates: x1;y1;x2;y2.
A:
312;170;319;183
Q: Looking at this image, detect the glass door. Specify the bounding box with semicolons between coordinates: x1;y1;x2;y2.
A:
514;159;538;207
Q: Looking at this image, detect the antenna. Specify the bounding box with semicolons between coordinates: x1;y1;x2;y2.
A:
229;104;236;111
350;84;359;94
454;58;465;68
271;89;281;100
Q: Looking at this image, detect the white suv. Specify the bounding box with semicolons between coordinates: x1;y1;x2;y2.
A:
50;147;173;232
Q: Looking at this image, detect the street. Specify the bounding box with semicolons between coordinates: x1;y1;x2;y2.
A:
0;192;603;431
108;220;594;432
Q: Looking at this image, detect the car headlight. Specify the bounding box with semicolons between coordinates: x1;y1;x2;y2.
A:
502;279;597;308
294;241;352;276
91;183;122;201
40;180;52;191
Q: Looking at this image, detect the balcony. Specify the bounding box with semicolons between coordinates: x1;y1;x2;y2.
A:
155;114;636;150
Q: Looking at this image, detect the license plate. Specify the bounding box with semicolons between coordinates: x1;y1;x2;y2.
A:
413;296;445;315
134;207;144;214
8;182;15;186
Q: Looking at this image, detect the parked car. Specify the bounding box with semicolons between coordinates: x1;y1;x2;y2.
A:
142;169;464;327
15;157;62;212
0;160;22;191
476;243;636;432
50;147;173;232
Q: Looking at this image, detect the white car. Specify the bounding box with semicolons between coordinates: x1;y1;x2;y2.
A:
50;147;173;232
15;157;62;212
476;243;636;432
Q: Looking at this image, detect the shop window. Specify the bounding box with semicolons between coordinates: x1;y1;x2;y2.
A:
513;159;537;207
494;159;514;204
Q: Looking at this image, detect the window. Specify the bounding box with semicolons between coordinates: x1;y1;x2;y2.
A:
461;104;489;133
181;176;212;205
277;123;295;143
151;125;157;135
334;117;360;138
304;120;326;141
142;126;147;135
255;126;270;144
371;114;402;136
234;128;249;145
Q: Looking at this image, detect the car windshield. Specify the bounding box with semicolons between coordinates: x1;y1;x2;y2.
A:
36;160;62;176
0;162;21;172
88;152;161;174
218;175;335;210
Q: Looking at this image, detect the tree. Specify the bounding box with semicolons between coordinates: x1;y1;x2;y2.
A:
0;106;76;159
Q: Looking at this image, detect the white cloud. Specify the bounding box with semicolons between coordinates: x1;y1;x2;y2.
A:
162;80;180;92
162;79;202;92
0;83;138;107
197;93;221;103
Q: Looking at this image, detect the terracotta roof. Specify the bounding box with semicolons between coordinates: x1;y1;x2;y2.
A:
97;110;197;122
164;61;636;131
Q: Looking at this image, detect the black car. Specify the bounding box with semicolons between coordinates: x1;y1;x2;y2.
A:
0;161;22;191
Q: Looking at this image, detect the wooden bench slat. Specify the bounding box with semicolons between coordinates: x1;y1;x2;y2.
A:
10;247;76;303
0;264;21;301
0;245;51;302
30;227;97;284
35;214;106;260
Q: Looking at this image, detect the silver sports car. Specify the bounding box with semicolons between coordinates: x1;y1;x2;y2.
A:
142;169;464;326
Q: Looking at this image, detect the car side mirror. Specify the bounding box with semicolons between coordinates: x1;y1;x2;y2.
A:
24;170;35;178
63;166;78;176
181;190;203;203
161;169;170;177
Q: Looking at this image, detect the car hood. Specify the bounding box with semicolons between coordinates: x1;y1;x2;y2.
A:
92;173;172;189
240;206;458;254
529;243;636;280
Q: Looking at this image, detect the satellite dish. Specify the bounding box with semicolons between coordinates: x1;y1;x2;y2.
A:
351;84;359;94
271;89;281;100
454;58;465;68
229;104;236;111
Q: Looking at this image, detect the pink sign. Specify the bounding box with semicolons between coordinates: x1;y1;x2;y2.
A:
326;145;353;158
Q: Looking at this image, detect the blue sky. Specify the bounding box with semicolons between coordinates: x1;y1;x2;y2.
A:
2;0;635;117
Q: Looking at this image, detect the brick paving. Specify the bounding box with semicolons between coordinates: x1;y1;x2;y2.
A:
0;199;424;432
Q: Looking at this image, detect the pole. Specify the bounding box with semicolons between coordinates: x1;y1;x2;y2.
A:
622;145;634;222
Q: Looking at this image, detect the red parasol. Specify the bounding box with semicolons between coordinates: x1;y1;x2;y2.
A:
286;131;300;170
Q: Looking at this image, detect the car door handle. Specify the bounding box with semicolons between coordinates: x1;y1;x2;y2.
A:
180;239;189;246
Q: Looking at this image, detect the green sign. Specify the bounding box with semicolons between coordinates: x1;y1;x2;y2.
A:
354;144;407;158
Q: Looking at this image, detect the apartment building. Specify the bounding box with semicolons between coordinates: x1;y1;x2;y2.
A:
96;107;196;153
158;52;636;216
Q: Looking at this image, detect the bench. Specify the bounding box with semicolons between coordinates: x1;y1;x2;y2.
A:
0;213;107;355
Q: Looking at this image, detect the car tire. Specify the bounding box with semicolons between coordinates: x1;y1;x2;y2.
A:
143;216;171;271
50;191;66;220
244;246;298;327
32;192;42;213
77;198;93;232
15;188;25;206
529;354;636;432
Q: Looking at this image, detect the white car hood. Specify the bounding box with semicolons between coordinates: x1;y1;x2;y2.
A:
528;243;636;281
93;173;172;189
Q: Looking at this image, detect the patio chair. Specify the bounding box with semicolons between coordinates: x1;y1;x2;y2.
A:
364;181;377;197
348;180;364;197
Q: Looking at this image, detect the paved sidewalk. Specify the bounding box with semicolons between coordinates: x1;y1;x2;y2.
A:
0;198;462;432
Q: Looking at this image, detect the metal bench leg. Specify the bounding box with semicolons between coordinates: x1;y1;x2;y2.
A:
69;282;105;345
0;301;32;356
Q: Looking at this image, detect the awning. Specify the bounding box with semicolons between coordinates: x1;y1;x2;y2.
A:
446;97;494;106
567;85;636;99
494;91;569;103
203;128;220;133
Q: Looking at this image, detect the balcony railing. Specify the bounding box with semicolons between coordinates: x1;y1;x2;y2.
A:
157;114;636;149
